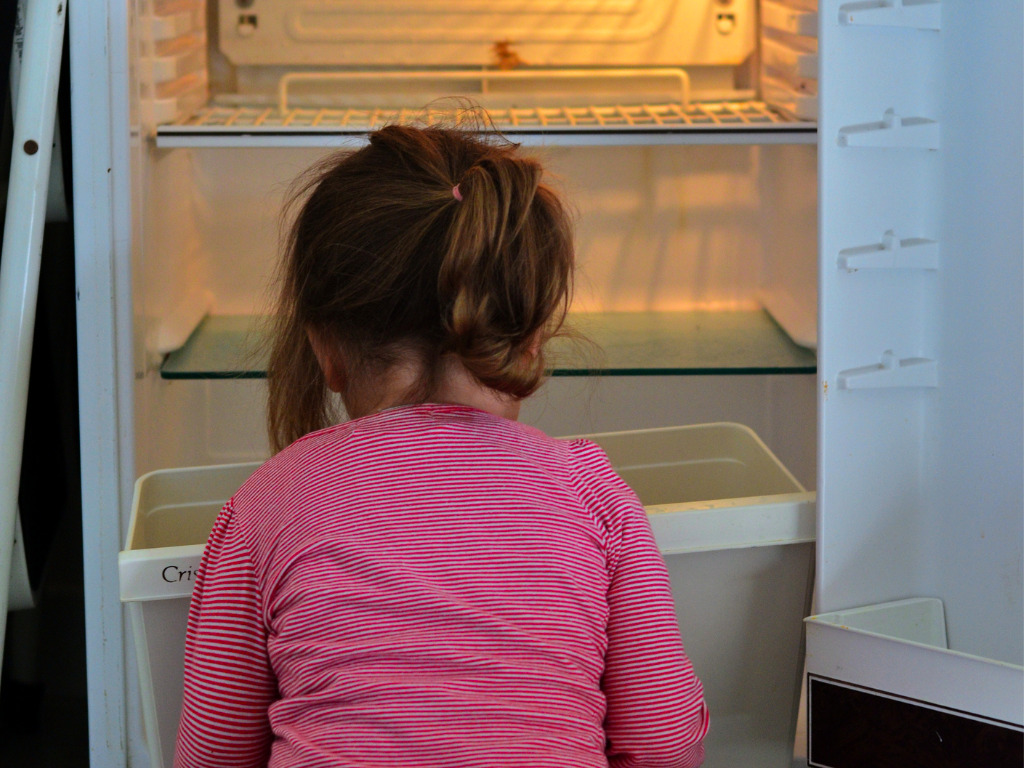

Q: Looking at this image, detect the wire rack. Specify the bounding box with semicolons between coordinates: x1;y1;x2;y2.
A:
167;101;801;132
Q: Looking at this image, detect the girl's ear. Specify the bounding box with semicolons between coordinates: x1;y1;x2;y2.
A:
306;327;347;393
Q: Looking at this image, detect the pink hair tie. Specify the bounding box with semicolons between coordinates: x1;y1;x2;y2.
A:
452;184;463;202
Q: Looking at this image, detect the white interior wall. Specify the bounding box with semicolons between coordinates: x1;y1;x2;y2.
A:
758;144;817;349
136;148;213;364
185;144;775;315
133;143;215;479
566;145;768;311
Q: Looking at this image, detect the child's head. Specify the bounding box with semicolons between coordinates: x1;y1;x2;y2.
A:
266;124;576;451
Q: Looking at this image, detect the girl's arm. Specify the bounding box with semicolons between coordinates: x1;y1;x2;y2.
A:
601;501;709;768
174;502;276;768
570;440;708;768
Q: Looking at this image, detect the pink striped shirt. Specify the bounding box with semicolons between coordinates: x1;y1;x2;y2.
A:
175;404;708;768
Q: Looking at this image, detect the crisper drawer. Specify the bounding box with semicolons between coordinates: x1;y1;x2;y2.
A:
583;422;815;768
120;422;815;768
120;462;257;768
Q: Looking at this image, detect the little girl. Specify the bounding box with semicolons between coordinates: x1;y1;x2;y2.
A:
174;124;708;768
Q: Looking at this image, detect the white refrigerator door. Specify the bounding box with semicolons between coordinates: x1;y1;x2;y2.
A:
813;0;1023;760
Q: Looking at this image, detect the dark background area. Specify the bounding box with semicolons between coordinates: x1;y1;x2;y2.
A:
0;2;89;765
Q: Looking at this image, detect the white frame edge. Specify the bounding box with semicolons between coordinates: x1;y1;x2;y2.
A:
70;0;135;765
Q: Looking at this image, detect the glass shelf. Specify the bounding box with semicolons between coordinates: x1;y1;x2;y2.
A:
160;311;817;380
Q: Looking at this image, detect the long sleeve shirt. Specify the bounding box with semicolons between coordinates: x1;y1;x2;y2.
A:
175;403;708;768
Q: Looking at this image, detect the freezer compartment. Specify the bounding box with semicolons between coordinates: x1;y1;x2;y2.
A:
120;422;815;768
135;0;818;145
758;0;818;123
805;599;1024;765
216;0;756;69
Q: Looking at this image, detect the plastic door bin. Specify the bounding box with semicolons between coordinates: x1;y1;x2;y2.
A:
805;599;1024;765
120;422;815;768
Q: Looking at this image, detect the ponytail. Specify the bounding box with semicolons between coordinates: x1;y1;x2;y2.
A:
441;154;571;398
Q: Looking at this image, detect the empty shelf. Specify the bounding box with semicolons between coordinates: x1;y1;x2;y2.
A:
160;311;817;380
155;102;816;148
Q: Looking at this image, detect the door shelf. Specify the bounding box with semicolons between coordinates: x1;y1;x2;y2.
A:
806;599;1023;729
154;102;816;149
837;350;937;389
837;231;939;271
838;0;942;31
837;109;939;149
159;310;818;380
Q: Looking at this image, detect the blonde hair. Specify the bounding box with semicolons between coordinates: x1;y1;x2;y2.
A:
266;124;576;452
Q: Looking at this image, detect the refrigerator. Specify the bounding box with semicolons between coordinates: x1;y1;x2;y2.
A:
66;0;1021;765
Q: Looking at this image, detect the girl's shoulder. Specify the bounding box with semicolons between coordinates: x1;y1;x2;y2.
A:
224;419;364;527
563;436;647;524
563;437;627;491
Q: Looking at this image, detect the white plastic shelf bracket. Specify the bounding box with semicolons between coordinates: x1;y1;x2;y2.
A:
148;6;198;42
839;0;941;31
838;109;939;149
139;0;207;130
761;0;819;37
139;33;207;83
838;350;938;389
838;230;940;271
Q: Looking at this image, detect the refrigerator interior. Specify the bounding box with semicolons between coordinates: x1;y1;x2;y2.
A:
113;2;822;765
103;0;1007;765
